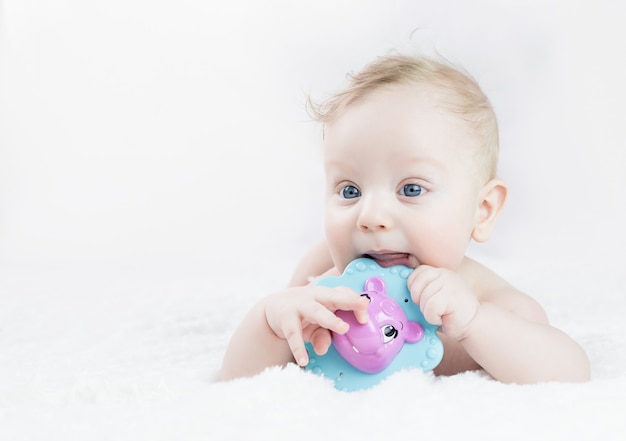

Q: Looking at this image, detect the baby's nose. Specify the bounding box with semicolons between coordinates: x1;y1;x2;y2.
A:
358;222;389;232
357;198;394;232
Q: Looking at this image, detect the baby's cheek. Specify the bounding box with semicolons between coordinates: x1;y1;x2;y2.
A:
324;228;351;268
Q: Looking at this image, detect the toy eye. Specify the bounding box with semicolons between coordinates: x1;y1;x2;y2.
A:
381;325;399;343
341;185;361;199
360;293;371;302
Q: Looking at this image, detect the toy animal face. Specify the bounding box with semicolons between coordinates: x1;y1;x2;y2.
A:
333;276;424;374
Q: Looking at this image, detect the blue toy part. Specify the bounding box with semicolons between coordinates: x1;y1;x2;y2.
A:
304;258;443;391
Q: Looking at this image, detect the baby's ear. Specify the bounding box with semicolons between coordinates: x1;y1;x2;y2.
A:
472;178;508;243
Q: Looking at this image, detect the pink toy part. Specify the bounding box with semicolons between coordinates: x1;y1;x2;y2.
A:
333;276;424;374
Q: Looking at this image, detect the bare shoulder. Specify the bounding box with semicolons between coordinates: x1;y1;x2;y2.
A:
288;240;336;287
458;256;549;325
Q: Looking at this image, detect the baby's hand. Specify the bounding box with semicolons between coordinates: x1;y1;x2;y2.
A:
407;265;480;341
264;285;370;367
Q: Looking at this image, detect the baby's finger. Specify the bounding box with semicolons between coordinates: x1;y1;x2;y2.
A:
408;265;441;303
300;301;350;335
315;286;369;313
352;306;370;324
316;286;371;325
308;326;333;355
282;315;309;367
350;295;371;324
420;294;445;327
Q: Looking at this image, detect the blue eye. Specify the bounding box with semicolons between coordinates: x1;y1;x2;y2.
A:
401;184;425;197
341;185;361;199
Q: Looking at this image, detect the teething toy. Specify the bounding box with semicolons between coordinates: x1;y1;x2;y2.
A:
333;275;425;373
304;258;443;391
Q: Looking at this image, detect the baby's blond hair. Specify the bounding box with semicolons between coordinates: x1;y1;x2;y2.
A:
308;54;499;181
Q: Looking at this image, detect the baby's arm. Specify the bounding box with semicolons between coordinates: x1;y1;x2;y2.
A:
218;296;293;380
459;297;589;383
409;258;590;383
219;282;369;381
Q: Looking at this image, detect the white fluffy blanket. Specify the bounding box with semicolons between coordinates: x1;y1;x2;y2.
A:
1;259;624;440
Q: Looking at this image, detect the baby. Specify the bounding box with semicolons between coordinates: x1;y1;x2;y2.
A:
219;53;590;384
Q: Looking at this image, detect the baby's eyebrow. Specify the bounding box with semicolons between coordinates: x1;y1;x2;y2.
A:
324;158;356;168
323;160;360;177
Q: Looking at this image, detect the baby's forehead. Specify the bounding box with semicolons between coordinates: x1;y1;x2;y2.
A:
327;83;479;140
323;83;490;177
339;82;476;128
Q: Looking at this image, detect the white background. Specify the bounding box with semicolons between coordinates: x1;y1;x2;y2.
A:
2;3;626;440
1;0;625;278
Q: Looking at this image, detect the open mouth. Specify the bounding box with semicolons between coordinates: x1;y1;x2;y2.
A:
362;252;415;268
